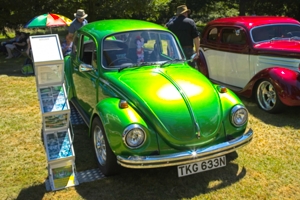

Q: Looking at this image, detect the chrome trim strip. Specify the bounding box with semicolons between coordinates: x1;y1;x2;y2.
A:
122;124;147;149
117;128;253;169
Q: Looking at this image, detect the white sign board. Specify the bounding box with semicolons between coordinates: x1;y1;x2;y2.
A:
30;34;63;62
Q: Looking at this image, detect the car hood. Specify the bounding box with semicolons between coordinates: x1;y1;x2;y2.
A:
106;64;223;148
254;40;300;55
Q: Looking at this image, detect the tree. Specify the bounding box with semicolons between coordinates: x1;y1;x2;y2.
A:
1;0;300;37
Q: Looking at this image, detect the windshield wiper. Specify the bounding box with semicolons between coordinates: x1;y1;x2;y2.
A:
138;62;158;66
160;59;185;67
290;36;300;41
270;37;282;41
118;63;135;72
118;62;156;72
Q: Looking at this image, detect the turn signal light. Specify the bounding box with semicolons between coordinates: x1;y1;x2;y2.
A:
218;86;227;93
119;100;128;109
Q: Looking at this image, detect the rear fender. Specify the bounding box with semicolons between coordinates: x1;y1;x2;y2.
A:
243;67;300;106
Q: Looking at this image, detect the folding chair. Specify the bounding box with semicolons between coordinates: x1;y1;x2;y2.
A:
13;44;28;58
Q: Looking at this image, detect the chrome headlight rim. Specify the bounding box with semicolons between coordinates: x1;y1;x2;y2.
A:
230;105;248;127
122;124;146;149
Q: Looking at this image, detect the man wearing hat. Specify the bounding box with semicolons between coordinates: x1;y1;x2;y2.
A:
167;5;200;62
67;9;88;42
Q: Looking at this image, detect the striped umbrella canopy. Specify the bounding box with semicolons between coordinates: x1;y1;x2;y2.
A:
24;13;72;32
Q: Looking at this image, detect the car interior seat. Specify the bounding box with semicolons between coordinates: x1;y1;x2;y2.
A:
82;41;95;64
226;32;245;45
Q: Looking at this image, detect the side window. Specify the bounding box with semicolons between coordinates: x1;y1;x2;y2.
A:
92;51;97;69
80;35;96;68
71;33;79;56
207;28;218;42
222;28;246;45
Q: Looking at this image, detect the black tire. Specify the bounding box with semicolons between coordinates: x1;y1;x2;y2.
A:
255;79;284;113
92;117;120;176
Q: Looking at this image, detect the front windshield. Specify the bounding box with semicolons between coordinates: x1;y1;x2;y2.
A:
102;30;184;68
251;24;300;43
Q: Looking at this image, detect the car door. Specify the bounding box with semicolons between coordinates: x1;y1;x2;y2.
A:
204;27;250;88
71;34;98;117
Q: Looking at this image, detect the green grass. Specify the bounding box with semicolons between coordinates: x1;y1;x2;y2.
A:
0;38;300;200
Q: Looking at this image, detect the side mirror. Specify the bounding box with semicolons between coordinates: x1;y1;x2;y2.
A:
187;53;198;67
79;63;94;72
190;53;197;61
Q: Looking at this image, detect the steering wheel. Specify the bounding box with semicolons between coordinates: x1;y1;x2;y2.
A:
109;58;132;66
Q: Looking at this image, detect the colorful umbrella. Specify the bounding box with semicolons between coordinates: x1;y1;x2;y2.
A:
24;13;72;33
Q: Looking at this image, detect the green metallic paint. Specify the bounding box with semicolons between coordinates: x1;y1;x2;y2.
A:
64;56;74;99
102;63;230;149
93;98;160;156
216;87;248;137
64;19;249;159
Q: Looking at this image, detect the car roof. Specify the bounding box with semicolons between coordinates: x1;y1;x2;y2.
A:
208;16;300;29
78;19;167;39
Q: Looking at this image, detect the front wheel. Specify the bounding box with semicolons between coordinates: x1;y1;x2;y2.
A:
92;117;119;176
256;80;284;113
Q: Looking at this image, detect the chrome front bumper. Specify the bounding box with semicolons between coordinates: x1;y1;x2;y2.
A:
117;128;253;169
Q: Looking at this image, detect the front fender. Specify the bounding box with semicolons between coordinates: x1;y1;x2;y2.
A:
90;98;159;155
242;67;300;106
215;85;248;138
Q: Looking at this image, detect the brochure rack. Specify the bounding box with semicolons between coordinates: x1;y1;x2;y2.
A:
43;129;75;164
38;85;70;132
30;34;78;191
48;160;77;191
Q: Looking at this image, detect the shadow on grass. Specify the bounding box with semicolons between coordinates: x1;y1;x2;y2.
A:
72;124;246;200
16;123;247;199
16;162;245;199
0;53;30;77
0;28;68;78
240;96;300;129
16;184;47;200
74;153;245;199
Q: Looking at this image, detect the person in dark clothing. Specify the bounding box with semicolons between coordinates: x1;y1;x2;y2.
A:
0;31;21;56
66;9;88;43
167;5;200;60
5;32;28;59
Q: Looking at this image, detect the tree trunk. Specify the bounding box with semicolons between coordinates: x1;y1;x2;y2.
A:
239;0;247;16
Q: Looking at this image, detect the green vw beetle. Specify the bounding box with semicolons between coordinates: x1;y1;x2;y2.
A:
64;19;253;177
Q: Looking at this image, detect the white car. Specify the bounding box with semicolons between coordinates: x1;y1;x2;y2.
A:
197;16;300;113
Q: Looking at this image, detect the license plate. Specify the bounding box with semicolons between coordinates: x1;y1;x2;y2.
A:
177;156;226;177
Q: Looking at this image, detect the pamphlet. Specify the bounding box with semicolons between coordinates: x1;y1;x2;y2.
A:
46;131;73;161
52;165;76;189
40;86;68;113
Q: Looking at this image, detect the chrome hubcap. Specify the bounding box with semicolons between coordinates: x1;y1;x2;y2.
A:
257;81;276;111
93;126;106;166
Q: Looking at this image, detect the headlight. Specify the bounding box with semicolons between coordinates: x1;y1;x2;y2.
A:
230;105;248;127
123;124;146;149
